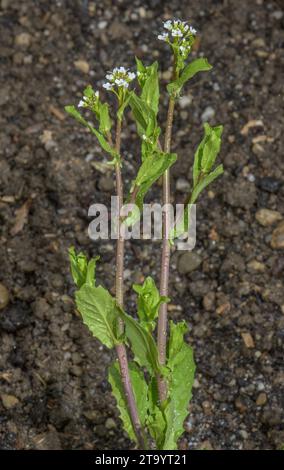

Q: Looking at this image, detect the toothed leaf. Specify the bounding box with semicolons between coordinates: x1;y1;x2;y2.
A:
108;360;148;443
117;306;161;375
133;276;170;332
162;321;195;450
75;284;118;349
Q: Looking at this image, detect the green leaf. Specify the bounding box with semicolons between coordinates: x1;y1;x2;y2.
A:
167;58;212;95
75;284;118;349
135;57;146;86
65;105;117;160
86;256;100;286
171;124;223;241
117;306;161;375
193;123;223;186
162;321;195;450
108;360;148;443
83;84;95;99
140;61;159;116
169;203;194;242
146;378;167;449
171;165;223;241
191;164;223;204
167;320;188;362
69;247;99;288
69;247;88;288
129;92;157;138
133;151;177;209
98;102;112;135
133;277;170;332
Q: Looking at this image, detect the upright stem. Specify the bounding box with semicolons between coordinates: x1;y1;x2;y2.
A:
113;119;146;449
157;94;176;403
114;119;124;319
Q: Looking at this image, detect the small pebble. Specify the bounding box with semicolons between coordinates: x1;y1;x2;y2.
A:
271;221;284;249
32;431;62;450
251;38;266;48
256;392;267;406
203;291;216;311
235;397;247;414
239;430;248;440
85;153;94;163
178;95;192;109
247;260;265;272
0;302;30;332
247;173;256;182
0;284;9;310
202;401;211;415
70;365;83;377
74;60;90;74
105;418;116;430
138;7;147;18
255;208;282;227
241;332;255;348
15;32;32;48
162;70;172;80
1;394;19;409
176;177;190;192
98;20;108;30
177;252;202;275
271;11;283;20
258;177;281;194
98;175;115;192
201;106;215;122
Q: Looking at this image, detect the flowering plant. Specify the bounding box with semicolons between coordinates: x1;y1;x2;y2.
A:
65;19;223;450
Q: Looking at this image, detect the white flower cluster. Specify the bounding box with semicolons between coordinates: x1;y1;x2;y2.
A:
103;66;136;91
158;19;197;57
78;90;99;108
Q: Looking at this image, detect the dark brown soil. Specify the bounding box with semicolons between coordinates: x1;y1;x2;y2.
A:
0;0;284;450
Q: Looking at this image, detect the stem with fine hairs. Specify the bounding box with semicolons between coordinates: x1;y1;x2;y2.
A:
157;62;178;402
113;118;146;449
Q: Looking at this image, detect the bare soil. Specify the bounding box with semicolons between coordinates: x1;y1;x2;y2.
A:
0;0;284;450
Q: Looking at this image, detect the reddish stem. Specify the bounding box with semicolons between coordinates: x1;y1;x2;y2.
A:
113;119;146;449
157;95;176;403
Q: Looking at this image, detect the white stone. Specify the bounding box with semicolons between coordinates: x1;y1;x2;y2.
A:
178;95;193;109
201;106;215;122
98;21;107;30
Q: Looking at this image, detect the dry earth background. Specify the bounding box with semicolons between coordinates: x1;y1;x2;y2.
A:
0;0;284;450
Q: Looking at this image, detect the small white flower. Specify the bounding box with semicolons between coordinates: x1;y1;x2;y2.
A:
190;26;197;34
104;66;135;90
158;32;168;41
179;46;186;53
142;134;147;141
171;29;183;37
128;72;136;80
164;20;172;30
103;82;112;90
78;99;85;108
95;91;99;98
